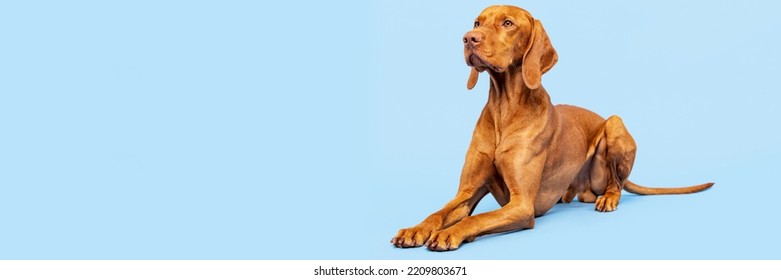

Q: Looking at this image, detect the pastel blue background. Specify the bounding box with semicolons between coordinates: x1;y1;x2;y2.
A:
0;1;779;259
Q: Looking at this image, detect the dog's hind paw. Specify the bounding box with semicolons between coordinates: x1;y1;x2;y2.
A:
595;191;620;212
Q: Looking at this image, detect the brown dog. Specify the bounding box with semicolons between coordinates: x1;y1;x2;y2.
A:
391;5;713;251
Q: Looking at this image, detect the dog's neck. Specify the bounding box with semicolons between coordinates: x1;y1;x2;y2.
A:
486;65;551;119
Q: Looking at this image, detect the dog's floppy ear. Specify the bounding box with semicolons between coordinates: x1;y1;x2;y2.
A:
521;19;558;90
467;67;479;90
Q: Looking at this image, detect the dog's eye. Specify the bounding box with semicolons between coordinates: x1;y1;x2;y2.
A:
474;21;480;28
503;20;513;27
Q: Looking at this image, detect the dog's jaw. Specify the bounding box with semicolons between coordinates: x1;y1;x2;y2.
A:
466;52;504;73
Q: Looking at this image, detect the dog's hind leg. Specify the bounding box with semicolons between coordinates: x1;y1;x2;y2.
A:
588;115;637;212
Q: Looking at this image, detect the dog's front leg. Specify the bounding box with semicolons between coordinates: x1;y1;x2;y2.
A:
391;147;494;248
392;114;496;248
426;148;545;251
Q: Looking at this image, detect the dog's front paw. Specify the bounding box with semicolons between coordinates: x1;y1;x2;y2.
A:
425;229;468;251
391;226;435;248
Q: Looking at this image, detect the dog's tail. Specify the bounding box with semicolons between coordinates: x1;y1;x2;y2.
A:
624;180;713;195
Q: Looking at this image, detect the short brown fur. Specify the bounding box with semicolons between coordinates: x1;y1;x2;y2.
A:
391;5;713;251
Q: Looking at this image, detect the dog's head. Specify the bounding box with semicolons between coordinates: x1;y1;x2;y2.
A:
464;5;557;90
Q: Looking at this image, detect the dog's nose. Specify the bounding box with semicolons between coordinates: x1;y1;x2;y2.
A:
463;31;484;47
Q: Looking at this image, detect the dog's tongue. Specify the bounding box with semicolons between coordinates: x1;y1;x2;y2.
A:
467;67;479;90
